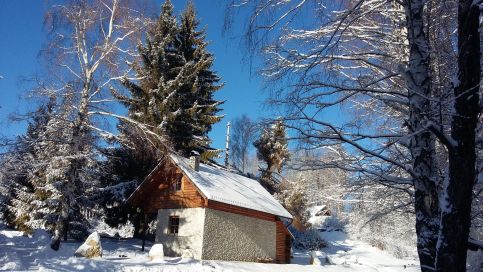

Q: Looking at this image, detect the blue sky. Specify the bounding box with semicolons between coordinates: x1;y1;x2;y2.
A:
0;0;271;153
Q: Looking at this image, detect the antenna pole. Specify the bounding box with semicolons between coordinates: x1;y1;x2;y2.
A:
225;121;231;168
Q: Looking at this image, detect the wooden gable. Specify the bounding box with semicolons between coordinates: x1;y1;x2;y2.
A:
128;159;207;213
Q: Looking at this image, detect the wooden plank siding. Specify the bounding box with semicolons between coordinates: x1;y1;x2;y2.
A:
207;200;277;222
128;160;207;213
145;173;207;211
275;220;292;264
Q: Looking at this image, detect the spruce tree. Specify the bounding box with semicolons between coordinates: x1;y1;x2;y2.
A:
99;122;159;237
105;0;182;234
119;0;223;160
176;2;223;159
1;98;56;232
1;96;99;249
49;95;103;249
103;0;224;234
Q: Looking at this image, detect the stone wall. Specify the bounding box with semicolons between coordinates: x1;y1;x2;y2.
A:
202;208;276;262
155;208;205;259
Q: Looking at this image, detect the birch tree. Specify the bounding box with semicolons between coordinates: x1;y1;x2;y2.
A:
226;0;481;270
38;0;160;250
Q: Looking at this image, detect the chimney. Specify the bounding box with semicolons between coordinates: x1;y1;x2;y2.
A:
189;150;200;171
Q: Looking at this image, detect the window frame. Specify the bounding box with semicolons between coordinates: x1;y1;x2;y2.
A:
172;174;182;192
168;215;180;235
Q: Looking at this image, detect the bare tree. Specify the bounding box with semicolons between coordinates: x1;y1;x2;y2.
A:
226;0;480;270
37;0;166;250
41;0;162;145
230;114;258;173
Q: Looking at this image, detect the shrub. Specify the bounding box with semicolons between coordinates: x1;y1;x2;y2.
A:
291;228;327;250
318;216;348;232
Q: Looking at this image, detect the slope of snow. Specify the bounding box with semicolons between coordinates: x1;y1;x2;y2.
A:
0;224;419;271
318;231;419;272
170;154;292;219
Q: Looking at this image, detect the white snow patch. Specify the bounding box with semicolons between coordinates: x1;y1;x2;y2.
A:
0;223;419;271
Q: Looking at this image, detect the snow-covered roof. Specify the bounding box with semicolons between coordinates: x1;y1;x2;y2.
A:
170;154;292;219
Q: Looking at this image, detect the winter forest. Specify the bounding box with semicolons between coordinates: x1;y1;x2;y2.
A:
0;0;481;271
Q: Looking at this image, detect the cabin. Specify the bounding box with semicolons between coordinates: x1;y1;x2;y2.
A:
128;153;293;263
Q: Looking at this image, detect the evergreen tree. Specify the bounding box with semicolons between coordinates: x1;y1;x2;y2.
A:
119;0;223;160
99;122;159;237
34;94;100;250
275;179;310;228
177;2;223;159
254;119;290;193
1;98;56;232
104;0;181;234
0;95;100;249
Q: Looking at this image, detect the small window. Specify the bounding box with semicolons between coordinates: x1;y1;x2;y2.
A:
172;175;182;191
169;216;180;235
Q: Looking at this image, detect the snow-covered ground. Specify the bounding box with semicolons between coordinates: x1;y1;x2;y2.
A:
0;224;419;272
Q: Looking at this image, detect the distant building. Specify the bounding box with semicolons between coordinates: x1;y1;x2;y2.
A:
128;153;293;263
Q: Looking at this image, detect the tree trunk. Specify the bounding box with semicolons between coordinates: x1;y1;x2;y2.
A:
404;1;440;270
435;0;480;270
133;214;143;239
261;169;276;194
141;212;148;252
50;196;70;251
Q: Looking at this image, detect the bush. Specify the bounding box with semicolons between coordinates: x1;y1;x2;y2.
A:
291;228;327;250
318;216;348;232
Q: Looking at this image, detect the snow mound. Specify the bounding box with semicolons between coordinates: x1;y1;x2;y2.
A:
148;244;164;261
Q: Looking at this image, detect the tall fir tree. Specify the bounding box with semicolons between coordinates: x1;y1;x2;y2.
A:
104;0;182;234
1;95;101;249
103;0;223;234
176;2;224;159
119;0;223;160
1;98;56;232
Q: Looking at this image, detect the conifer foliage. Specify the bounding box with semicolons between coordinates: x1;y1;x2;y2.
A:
1;96;97;248
1;99;56;232
101;0;223;234
99;122;159;236
254;119;289;193
120;0;223;160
